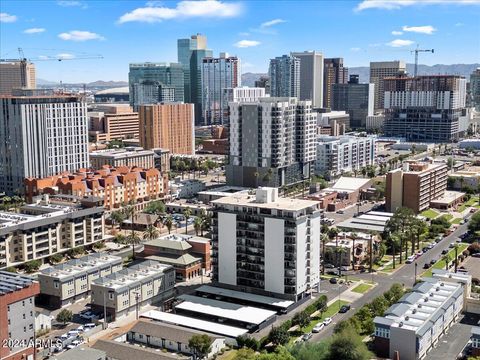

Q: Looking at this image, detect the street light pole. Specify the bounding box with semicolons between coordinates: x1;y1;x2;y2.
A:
414;262;418;285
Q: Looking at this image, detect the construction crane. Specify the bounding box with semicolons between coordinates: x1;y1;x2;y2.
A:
0;47;103;62
411;45;434;77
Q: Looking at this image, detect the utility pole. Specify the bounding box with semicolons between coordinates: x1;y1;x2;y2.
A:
411;45;434;77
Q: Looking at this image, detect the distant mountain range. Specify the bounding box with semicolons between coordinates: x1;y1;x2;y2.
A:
241;63;479;86
37;79;128;88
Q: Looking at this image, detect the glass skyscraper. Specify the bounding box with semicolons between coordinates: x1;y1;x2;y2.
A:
269;54;300;98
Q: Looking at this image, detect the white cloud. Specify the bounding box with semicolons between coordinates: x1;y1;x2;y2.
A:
118;0;242;23
402;25;436;34
234;40;261;48
455;22;464;27
58;30;105;41
0;12;17;23
260;19;286;28
24;28;46;34
350;47;361;52
391;30;403;35
239;32;250;36
356;0;480;11
57;1;85;7
386;39;414;47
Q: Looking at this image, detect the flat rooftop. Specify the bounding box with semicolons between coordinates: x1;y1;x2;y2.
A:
176;294;277;325
196;285;294;309
212;193;319;212
337;211;393;233
198;186;249;196
0;271;36;295
430;190;465;205
329;177;372;192
141;310;248;338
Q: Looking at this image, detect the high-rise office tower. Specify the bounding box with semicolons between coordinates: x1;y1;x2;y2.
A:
177;33;208;103
0;60;36;95
201;53;241;125
254;75;270;95
323;58;348;109
470;68;480;110
128;63;184;108
138;103;194;155
177;34;213;124
332;75;374;128
211;187;321;301
383;75;467;142
291;51;324;108
0;90;89;195
269;55;300;98
370;60;406;109
226;97;316;188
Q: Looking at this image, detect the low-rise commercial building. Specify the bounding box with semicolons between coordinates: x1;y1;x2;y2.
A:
25;166;166;211
90;260;175;320
90;147;155;169
211;187;321;301
37;253;122;308
170;178;206;199
0;195;106;269
127;319;226;358
374;277;464;360
449;168;480;191
315;135;376;178
0;272;39;360
386;161;448;213
142;234;210;280
324;231;377;269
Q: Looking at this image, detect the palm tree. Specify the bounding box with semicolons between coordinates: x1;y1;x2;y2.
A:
182;207;192;235
336;247;348;277
193;217;202;236
143;225;159;242
442;254;450;271
122;201;137;259
350;232;358;270
164;215;174;234
127;232;142;260
320;233;329;275
201;214;211;236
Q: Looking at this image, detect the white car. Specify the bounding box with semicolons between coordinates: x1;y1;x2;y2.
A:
406;255;416;264
75;325;84;332
58;334;70;341
323;317;333;326
312;323;325;333
84;323;96;330
67;330;81;337
79;311;97;320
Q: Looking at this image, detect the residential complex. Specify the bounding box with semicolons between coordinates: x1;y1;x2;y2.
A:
37;253;122;308
383;75;468;142
90;147;155;169
0;60;36;95
223;86;266;118
315;135;376;177
0;272;39;360
211;187;321;301
374;277;464;360
128;63;184;108
90;260;176;320
0;195;106;269
88;104;139;142
226;97;316;188
369;60;406;109
142;233;210;281
269;54;300;98
323;58;348;109
470;68;480;110
139;103;195;155
25;166;166;211
386;162;448;213
291;51;324;108
201;53;241;125
332;75;374;128
0;90;89;195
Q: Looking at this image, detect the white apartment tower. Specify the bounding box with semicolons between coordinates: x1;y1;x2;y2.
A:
201;53;241;125
226;97;316;188
291;51;324;108
0;90;89;194
370;60;406;109
211;187;321;301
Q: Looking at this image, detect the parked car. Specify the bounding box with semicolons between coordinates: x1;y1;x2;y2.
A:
430;259;437;265
67;330;81;337
423;263;431;269
79;311;97;321
302;333;313;341
416;251;423;258
472;253;480;258
427;243;435;249
84;323;96;330
442;249;449;255
324;263;335;269
336;209;345;214
312;323;325;333
422;247;428;253
329;277;338;284
75;325;84;332
449;243;455;248
339;305;351;313
323;317;333;326
406;255;416;264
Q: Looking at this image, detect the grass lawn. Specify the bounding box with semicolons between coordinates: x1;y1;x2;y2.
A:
451;217;462;225
423;243;469;277
459;199;479;212
421;209;439;219
218;350;238;360
440;214;453;222
303;299;350;333
352;283;373;294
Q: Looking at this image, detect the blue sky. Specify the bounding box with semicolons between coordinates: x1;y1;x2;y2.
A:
1;0;479;82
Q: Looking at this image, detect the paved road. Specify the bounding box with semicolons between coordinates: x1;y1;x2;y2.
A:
311;216;473;342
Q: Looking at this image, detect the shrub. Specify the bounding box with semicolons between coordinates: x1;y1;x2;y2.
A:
24;260;41;273
49;253;63;264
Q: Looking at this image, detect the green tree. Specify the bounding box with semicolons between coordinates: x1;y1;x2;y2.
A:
114;233;127;244
234;348;256;360
469;212;480;233
143;225;159;241
188;334;212;359
143;201;166;215
193;217;202;236
327;328;373;360
289;341;330;360
292;311;310;330
257;346;295;360
163;215;174;234
122;202;137;259
385;207;416;263
109;211;126;230
236;335;259;351
24;260;41;273
354;306;374;335
268;326;289;346
56;309;73;325
127;232;141;260
49;253;64;264
383;283;404;305
315;295;328;316
183;207;192;235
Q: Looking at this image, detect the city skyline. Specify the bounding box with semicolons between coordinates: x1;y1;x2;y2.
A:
0;0;479;83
